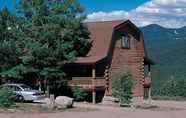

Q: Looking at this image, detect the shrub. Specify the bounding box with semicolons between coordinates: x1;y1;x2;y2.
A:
73;86;87;101
112;69;134;105
0;88;15;108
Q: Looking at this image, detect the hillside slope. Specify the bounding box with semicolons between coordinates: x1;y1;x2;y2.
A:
141;24;186;86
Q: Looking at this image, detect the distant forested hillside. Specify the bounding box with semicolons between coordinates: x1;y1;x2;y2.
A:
141;24;186;89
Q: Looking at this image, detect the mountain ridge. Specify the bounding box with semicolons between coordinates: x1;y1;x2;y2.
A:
140;24;186;86
141;24;186;41
141;24;186;30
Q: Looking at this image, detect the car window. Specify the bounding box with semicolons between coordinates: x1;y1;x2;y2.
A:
20;85;32;91
7;86;21;91
14;86;22;91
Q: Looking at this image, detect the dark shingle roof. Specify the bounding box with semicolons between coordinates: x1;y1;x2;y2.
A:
75;20;124;64
74;20;147;64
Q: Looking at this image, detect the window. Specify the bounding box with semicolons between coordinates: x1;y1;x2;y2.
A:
121;33;130;49
20;85;32;91
15;86;22;91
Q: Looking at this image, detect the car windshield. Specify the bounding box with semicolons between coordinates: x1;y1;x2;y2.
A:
20;85;32;91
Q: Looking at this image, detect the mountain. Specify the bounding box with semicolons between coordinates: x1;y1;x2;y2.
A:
141;24;186;41
140;24;186;87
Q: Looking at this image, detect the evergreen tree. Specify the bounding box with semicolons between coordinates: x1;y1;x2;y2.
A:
0;0;91;94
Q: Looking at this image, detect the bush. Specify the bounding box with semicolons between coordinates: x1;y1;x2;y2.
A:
112;69;134;105
0;88;15;108
73;86;87;101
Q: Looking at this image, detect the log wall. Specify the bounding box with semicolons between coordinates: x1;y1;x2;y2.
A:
111;33;145;97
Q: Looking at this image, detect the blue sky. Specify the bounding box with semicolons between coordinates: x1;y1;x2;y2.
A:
0;0;186;28
0;0;14;10
0;0;148;12
84;0;186;28
79;0;149;13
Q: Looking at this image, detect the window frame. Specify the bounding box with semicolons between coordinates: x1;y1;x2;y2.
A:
121;33;130;49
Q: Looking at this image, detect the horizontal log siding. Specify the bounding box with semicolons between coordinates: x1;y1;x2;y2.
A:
111;34;145;97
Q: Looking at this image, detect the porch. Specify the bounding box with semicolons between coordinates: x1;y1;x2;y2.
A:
65;65;111;104
68;77;106;90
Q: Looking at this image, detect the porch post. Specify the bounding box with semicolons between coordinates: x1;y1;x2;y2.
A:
105;66;110;96
148;64;151;72
92;67;96;104
148;64;152;104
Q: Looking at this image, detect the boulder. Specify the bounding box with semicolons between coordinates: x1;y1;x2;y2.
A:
55;96;74;109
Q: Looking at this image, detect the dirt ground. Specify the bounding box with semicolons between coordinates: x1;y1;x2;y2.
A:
0;100;186;118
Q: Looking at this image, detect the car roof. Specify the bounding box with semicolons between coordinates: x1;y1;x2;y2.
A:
3;83;26;86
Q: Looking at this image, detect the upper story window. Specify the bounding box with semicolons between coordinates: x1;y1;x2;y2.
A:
121;33;130;49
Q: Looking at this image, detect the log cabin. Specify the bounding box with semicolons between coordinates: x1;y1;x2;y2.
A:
64;20;152;104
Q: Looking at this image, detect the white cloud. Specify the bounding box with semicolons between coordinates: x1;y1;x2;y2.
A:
135;0;186;16
86;11;129;22
153;0;186;8
86;0;186;28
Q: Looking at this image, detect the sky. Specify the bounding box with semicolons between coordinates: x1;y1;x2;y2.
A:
79;0;149;13
0;0;186;28
82;0;186;28
0;0;14;10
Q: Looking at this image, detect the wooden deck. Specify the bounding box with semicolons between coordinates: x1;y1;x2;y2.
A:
68;77;106;90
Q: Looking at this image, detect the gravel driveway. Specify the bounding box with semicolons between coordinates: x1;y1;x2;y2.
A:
0;100;186;118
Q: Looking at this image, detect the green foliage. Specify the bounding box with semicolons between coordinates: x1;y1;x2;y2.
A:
0;41;20;70
0;8;24;78
0;0;91;83
112;69;134;105
154;77;186;98
16;0;91;80
73;86;87;101
141;24;186;98
18;0;85;18
0;88;15;108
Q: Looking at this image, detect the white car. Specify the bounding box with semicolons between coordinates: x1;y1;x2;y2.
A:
2;84;45;102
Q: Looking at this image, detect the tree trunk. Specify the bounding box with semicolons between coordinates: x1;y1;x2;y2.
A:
38;80;41;91
38;75;42;91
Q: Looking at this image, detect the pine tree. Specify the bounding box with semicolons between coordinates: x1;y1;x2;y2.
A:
0;0;91;95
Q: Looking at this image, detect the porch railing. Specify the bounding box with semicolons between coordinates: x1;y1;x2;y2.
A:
68;77;106;89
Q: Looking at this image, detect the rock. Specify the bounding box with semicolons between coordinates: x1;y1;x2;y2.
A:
55;96;74;109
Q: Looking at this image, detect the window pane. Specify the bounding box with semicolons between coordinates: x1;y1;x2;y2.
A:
14;86;21;91
20;85;32;91
122;33;130;48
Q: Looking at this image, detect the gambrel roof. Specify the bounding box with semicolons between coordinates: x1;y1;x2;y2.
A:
74;20;151;65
